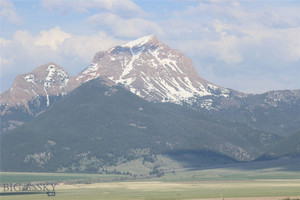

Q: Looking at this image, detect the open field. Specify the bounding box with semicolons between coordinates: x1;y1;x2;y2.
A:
0;180;299;200
0;172;130;183
1;159;300;199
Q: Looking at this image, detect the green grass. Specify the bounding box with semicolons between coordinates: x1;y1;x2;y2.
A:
156;167;300;182
1;180;300;200
0;172;130;184
1;162;300;200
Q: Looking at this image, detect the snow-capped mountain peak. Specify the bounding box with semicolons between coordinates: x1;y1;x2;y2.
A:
75;35;230;106
0;63;70;110
121;35;156;48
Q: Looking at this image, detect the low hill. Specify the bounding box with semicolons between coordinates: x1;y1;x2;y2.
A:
0;78;279;174
267;130;300;158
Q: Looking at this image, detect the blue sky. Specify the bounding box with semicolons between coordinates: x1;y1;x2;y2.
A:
1;0;299;94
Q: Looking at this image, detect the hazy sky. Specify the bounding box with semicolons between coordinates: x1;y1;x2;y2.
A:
1;0;299;94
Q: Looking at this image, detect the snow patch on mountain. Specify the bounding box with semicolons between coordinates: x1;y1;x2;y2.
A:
44;87;50;107
77;63;100;82
24;74;36;85
119;48;140;80
121;35;154;48
83;63;99;75
57;68;69;89
44;65;56;89
150;48;183;74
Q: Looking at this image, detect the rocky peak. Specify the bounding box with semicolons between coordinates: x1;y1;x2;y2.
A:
76;35;230;105
0;63;71;111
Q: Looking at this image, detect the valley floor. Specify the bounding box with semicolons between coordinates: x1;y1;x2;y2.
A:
1;159;300;200
1;179;300;200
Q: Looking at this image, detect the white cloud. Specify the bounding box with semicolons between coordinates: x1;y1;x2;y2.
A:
59;31;124;62
160;1;300;93
86;12;163;38
0;38;11;66
40;0;145;17
0;0;21;24
0;27;123;80
0;38;11;46
261;6;300;29
0;27;125;92
0;37;11;67
165;1;300;66
40;0;156;38
210;20;243;64
0;57;9;65
1;30;56;76
35;27;72;50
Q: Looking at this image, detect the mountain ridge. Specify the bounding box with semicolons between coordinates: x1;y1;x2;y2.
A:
1;35;299;173
1;35;299;135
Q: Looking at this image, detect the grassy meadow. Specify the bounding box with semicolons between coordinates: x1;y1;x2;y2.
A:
1;159;300;200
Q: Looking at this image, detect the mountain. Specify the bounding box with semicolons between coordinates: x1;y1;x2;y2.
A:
1;35;299;136
1;35;229;133
75;35;231;105
0;63;75;133
0;78;279;174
